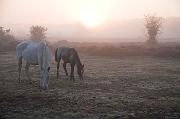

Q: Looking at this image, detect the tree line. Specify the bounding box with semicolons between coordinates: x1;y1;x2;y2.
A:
0;15;163;45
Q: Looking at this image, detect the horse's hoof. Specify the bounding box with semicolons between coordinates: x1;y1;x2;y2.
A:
70;78;75;81
42;87;48;90
29;81;32;84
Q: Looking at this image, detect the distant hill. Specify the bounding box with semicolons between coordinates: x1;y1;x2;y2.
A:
2;17;180;42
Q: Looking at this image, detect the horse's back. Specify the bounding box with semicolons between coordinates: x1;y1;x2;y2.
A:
56;47;77;63
16;41;52;65
22;42;39;64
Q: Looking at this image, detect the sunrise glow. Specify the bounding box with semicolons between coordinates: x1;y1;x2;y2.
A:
1;0;179;27
80;11;104;28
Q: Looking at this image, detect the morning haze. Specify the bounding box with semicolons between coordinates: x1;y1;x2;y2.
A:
1;0;180;41
1;1;180;119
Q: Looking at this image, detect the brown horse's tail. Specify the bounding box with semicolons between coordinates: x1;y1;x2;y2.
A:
55;48;58;62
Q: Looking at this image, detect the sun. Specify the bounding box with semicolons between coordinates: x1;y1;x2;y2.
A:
80;10;104;28
81;14;99;28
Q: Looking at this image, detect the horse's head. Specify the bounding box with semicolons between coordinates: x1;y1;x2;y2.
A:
78;64;84;80
41;66;50;89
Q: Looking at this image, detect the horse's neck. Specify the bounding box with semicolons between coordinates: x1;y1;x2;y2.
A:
41;43;49;69
75;52;82;68
76;60;82;68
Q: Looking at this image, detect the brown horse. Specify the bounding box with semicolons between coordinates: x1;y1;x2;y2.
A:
55;47;84;80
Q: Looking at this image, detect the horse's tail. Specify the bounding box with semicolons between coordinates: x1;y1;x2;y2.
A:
16;41;29;59
55;48;58;62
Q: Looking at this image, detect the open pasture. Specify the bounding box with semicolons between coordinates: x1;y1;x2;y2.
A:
0;51;180;119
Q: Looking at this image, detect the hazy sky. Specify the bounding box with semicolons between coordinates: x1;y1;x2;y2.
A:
1;0;180;27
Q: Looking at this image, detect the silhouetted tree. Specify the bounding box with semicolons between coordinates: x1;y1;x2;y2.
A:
30;25;47;42
0;26;18;51
144;15;163;45
0;27;14;41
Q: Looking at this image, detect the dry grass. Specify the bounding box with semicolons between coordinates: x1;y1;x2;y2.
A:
0;51;180;119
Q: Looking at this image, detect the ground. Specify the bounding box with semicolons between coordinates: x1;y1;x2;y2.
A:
0;51;180;119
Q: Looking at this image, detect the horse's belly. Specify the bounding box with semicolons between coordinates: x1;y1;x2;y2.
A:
22;48;38;65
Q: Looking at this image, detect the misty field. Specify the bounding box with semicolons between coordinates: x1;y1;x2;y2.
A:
0;51;180;119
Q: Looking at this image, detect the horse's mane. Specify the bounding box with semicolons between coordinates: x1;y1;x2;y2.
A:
41;41;49;69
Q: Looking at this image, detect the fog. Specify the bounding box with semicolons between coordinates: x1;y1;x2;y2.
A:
0;0;180;42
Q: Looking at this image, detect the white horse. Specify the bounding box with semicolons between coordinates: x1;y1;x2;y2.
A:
16;40;52;89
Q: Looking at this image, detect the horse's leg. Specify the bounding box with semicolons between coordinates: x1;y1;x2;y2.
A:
70;63;75;80
18;57;22;82
25;62;31;83
44;74;49;90
63;63;68;76
40;70;43;89
57;61;60;79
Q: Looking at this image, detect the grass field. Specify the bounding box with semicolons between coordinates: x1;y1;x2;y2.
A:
0;51;180;119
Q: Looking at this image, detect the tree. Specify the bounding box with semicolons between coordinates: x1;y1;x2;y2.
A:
30;25;47;42
144;15;163;45
0;27;14;41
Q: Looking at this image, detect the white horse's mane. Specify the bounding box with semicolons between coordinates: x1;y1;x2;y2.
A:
41;41;50;69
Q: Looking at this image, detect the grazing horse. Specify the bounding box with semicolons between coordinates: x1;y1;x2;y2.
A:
55;47;84;80
16;40;52;89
